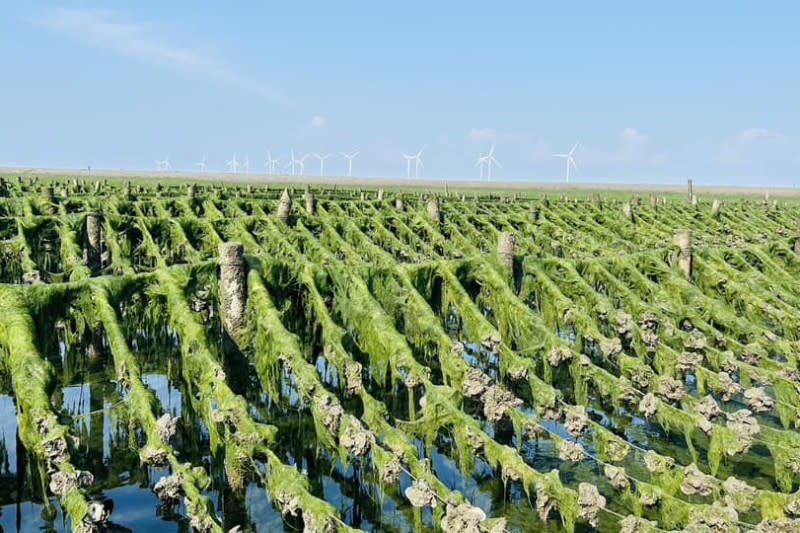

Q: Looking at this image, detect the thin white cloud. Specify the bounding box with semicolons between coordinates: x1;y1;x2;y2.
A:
468;127;497;143
621;127;648;145
29;8;292;107
310;115;328;128
738;128;774;142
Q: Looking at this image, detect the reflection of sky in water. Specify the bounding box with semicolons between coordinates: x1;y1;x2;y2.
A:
245;484;287;532
0;500;66;532
142;374;182;416
0;395;17;473
61;383;92;434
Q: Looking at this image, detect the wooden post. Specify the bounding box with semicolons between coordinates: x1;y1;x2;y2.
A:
675;230;693;278
277;189;292;223
42;186;56;215
497;232;516;269
86;212;103;275
219;242;247;333
623;201;633;222
711;199;721;218
304;187;316;215
427;198;441;224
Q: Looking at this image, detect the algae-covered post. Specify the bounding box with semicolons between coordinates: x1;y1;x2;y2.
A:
219;242;247;334
42;185;56;215
687;178;693;203
188;183;198;200
86;212;103;274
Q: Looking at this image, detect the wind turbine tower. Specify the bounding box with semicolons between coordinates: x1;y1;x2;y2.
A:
313;153;332;176
553;143;579;183
225;153;240;174
340;152;360;177
478;145;501;181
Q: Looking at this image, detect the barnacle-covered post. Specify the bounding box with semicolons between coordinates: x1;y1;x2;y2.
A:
86;212;103;275
187;183;198;200
427;197;441;224
304;185;316;215
395;196;404;211
691;194;698;207
219;242;247;334
711;199;722;219
529;204;541;221
497;232;516;270
675;230;693;278
377;189;385;201
277;188;292;223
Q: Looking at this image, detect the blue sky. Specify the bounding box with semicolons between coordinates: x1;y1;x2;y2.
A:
0;2;798;185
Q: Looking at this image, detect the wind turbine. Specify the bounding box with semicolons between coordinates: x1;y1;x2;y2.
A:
155;155;171;171
264;151;279;175
483;145;501;181
401;152;414;178
287;149;302;176
297;153;310;175
553;143;579;183
412;147;425;178
225;153;240;174
196;155;207;173
340;151;360;177
243;153;250;175
313;153;332;176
